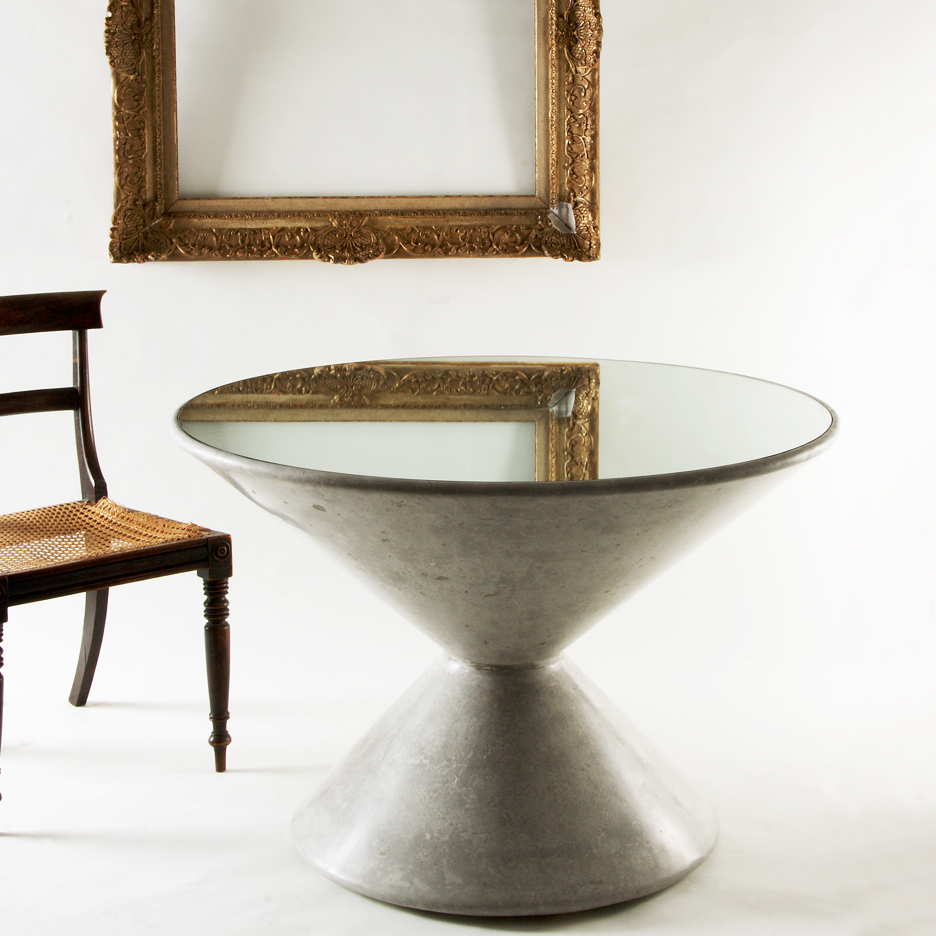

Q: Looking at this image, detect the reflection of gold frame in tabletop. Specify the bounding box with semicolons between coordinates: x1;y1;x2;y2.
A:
179;361;600;482
105;0;601;265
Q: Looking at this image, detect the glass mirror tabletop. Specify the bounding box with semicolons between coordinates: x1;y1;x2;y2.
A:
178;359;834;483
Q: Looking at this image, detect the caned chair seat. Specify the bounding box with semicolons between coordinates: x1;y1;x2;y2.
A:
0;499;210;574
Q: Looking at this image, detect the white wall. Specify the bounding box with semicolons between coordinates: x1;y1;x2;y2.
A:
1;2;934;932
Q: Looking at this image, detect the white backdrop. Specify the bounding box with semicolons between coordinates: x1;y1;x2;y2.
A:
1;2;934;934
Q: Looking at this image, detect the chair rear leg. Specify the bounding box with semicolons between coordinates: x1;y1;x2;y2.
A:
1;609;6;801
202;577;231;772
68;588;109;706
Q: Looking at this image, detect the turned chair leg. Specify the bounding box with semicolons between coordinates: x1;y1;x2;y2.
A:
68;588;109;707
0;579;7;799
1;601;7;801
202;577;231;772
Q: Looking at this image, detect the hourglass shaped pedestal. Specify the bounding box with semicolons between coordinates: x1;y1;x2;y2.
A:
178;359;835;916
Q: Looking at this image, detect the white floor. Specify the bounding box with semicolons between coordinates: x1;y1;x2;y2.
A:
2;576;934;936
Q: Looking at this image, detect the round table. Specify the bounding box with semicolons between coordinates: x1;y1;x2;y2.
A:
177;358;835;916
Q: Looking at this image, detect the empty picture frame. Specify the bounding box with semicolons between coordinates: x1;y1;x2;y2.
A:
178;361;600;481
105;0;602;264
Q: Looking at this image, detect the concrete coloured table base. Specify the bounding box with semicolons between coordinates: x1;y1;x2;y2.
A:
177;358;836;916
293;656;718;916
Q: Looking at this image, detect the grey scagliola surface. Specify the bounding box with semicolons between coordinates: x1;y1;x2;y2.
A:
293;656;718;916
175;370;836;916
176;452;792;667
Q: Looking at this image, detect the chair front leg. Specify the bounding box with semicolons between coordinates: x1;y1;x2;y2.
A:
68;588;109;707
201;576;231;772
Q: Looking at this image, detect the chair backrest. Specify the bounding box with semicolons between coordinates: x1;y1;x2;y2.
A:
0;291;108;502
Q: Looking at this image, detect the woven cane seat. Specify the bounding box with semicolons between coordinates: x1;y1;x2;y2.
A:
0;498;210;574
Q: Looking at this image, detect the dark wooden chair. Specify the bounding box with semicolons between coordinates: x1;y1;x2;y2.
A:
0;291;232;798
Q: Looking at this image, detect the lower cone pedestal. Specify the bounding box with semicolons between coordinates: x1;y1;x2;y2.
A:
293;657;718;916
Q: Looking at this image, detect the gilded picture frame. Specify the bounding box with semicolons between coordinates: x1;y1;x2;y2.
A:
179;361;600;481
105;0;601;265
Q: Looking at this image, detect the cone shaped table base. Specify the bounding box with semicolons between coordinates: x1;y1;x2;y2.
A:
178;357;836;916
293;656;718;916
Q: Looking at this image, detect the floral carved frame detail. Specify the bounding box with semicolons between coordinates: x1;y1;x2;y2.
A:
179;361;600;482
106;0;601;265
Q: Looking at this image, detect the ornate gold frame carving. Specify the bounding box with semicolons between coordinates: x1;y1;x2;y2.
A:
179;361;600;481
106;0;601;265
